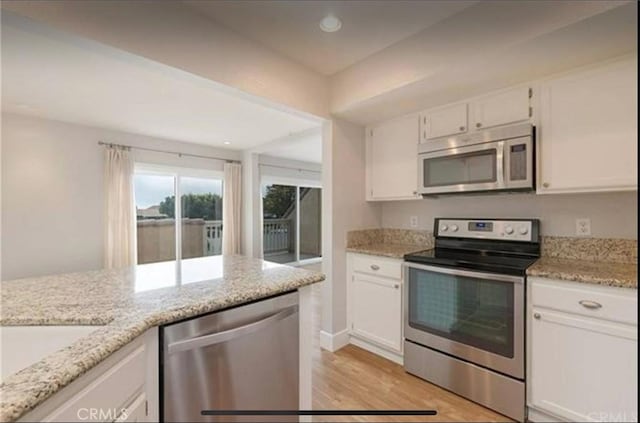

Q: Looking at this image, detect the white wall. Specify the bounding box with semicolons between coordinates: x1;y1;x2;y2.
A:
381;192;638;239
1;113;241;280
2;2;328;119
321;119;382;341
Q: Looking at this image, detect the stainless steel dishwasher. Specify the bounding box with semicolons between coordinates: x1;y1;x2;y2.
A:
161;291;299;422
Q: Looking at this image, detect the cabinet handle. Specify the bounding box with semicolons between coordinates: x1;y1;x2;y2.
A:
394;284;400;289
542;182;550;188
579;300;602;310
459;126;465;131
476;122;482;128
370;264;380;271
533;313;541;320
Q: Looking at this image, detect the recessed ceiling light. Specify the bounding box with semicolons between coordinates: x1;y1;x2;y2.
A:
224;141;231;145
319;15;342;33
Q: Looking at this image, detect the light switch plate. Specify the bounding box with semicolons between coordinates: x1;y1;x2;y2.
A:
409;216;418;228
576;218;591;236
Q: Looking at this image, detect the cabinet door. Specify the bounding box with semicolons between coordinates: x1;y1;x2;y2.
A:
538;57;637;193
472;86;531;130
351;273;402;353
115;393;147;422
367;115;419;200
530;308;637;422
420;103;468;140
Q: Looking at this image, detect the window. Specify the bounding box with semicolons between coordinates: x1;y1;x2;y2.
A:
262;183;322;264
134;165;223;264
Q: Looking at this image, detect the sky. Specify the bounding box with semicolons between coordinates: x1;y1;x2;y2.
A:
134;175;223;209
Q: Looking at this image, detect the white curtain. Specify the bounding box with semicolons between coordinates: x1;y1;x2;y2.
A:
104;146;135;268
222;162;242;255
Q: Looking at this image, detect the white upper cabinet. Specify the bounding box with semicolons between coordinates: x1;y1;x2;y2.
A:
472;86;532;130
420;102;468;141
366;115;419;201
538;56;638;194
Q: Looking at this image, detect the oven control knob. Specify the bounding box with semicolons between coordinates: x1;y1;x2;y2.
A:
505;226;514;235
450;224;459;232
440;224;448;232
519;226;529;235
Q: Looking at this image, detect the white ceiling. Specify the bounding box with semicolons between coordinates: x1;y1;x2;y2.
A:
333;0;638;124
185;0;476;75
253;128;322;164
1;13;322;151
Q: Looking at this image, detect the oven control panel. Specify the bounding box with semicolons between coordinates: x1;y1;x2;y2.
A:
436;218;538;242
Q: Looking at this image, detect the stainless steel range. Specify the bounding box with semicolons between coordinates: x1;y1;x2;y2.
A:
403;218;540;422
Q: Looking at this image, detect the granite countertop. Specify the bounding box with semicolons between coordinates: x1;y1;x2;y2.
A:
0;255;325;422
527;257;637;289
346;243;428;259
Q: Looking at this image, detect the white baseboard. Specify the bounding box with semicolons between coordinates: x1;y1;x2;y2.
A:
319;329;350;352
349;336;404;365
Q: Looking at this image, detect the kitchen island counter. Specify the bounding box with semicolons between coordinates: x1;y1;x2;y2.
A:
0;255;324;422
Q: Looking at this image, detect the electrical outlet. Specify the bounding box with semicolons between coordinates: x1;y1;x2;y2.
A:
576;218;591;237
409;216;418;228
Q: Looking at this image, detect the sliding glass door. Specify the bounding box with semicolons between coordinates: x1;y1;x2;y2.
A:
134;173;177;264
134;165;223;264
262;183;321;264
299;187;322;261
179;177;223;259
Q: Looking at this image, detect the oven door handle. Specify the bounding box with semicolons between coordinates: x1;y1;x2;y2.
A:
403;262;524;284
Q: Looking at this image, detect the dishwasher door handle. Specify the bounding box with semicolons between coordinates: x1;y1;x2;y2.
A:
167;305;298;355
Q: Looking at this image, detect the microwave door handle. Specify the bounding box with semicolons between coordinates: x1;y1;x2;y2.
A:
496;141;505;188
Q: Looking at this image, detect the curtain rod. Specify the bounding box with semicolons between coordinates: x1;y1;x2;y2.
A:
98;141;241;164
259;163;322;174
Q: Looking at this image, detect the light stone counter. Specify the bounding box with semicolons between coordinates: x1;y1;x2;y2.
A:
527;257;637;289
346;244;427;259
346;228;433;259
0;255;325;422
530;236;637;289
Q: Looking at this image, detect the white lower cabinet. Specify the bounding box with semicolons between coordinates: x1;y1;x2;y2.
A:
19;328;159;423
347;253;403;362
528;277;637;422
115;393;147;423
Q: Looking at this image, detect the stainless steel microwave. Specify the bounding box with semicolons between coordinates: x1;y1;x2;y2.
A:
417;123;535;196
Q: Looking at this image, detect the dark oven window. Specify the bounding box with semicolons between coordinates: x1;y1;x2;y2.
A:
408;268;514;358
423;149;497;188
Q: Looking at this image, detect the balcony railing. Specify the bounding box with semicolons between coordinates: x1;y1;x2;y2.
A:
204;220;223;255
263;218;292;255
138;218;294;262
204;219;293;256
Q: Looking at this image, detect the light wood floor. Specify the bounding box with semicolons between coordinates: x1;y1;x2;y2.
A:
310;285;512;422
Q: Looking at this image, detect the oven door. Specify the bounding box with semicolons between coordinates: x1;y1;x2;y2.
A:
418;141;505;195
403;262;524;379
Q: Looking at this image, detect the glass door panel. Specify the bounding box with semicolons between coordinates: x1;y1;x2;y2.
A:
407;267;515;358
423;149;497;187
134;173;176;264
262;184;297;264
299;187;322;260
179;177;223;259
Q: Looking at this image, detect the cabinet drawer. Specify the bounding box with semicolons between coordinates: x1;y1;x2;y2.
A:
531;278;637;325
45;345;147;422
352;255;402;279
